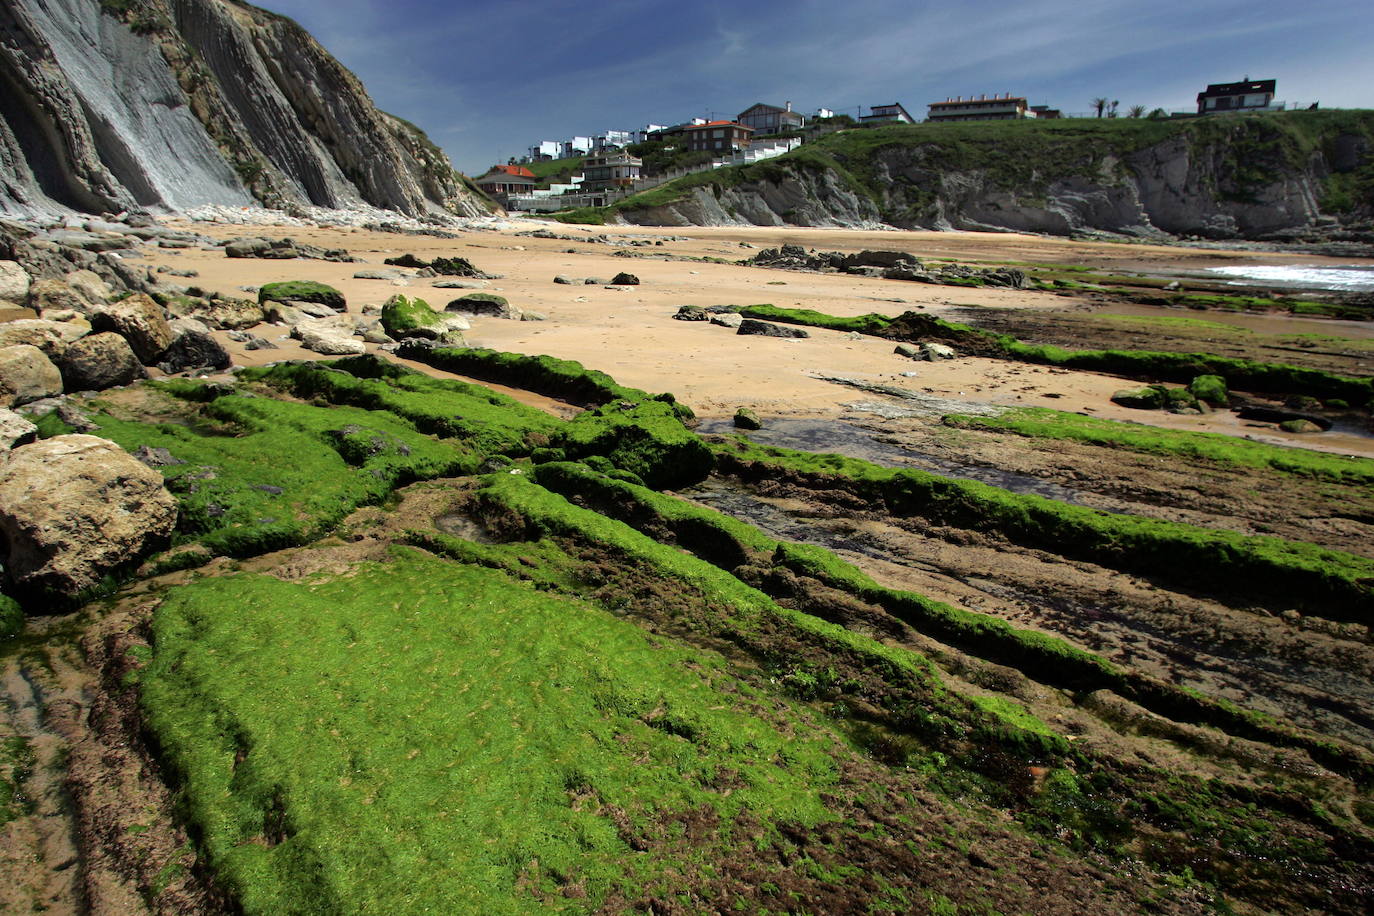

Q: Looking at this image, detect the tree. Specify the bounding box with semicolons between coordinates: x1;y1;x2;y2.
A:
1092;97;1108;118
1108;100;1120;118
1128;104;1146;119
1147;107;1168;120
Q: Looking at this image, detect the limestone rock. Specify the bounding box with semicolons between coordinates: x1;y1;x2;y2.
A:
168;295;265;330
610;272;640;286
0;319;90;358
91;293;173;362
0;261;31;302
894;343;921;358
0;345;64;405
298;330;365;355
920;342;957;361
158;319;232;374
263;302;309;325
709;312;743;329
28;279;95;316
0;435;177;600
64;269;112;305
674;306;708;321
737;319;809;339
58;332;144;391
0;408;37;451
1279;419;1323;434
445;293;519;320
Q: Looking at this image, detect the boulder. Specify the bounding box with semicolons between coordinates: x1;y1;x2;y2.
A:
0;345;64;406
58;332;144;391
1110;386;1166;410
709;312;743;329
894;343;921;358
1188;375;1229;407
0;260;31;302
167;295;265;330
381;294;449;338
0;319;90;359
733;408;763;430
353;269;406;281
445;293;519;320
298;329;366;355
257;281;346;312
1279;419;1323;434
673;306;708;321
263;302;310;325
91;293;173;362
28;278;95;316
158;320;232;374
610;272;640;286
0;435;177;601
737;319;809;339
431;279;488;289
553;275;579;285
920;343;957;361
0;408;37;451
64;269;112;305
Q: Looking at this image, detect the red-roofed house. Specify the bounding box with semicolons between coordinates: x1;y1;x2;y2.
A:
681;120;755;153
473;165;538;204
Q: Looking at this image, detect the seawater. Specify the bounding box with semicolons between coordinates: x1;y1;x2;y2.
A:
1205;264;1374;292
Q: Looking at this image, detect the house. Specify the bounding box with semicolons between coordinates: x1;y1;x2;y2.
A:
926;95;1030;122
579;150;642;192
1197;79;1277;114
592;130;635;152
736;102;806;134
473;164;538;204
681;120;755;152
1029;104;1061;119
561;137;593;158
860;103;915;125
527;140;561;161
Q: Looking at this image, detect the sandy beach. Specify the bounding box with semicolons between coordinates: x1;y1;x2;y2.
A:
135;217;1374;458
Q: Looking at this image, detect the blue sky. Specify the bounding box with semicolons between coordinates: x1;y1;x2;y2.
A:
256;0;1374;176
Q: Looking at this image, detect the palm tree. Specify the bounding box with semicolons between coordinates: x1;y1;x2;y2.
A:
1092;97;1108;118
1128;104;1146;119
1108;100;1120;118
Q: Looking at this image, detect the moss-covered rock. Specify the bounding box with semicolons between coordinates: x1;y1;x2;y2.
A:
734;408;763;430
1163;387;1200;413
0;593;22;639
560;400;713;489
380;294;445;338
257;281;345;311
1110;386;1166;410
1188;374;1229;407
1280;418;1323;433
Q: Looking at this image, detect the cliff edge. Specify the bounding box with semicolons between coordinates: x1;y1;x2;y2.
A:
0;0;492;218
613;112;1374;243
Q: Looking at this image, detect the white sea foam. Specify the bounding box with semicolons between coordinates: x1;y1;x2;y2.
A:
1205;265;1374;292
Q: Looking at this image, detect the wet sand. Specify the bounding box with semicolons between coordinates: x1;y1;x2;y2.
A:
139;218;1374;458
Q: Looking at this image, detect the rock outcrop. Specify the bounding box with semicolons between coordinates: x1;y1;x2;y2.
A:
0;433;177;600
0;0;493;218
615;112;1374;243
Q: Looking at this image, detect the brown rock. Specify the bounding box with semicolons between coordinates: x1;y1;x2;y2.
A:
0;344;64;406
0;318;90;359
91;293;173;362
28;278;95;316
0;435;177;600
58;332;144;391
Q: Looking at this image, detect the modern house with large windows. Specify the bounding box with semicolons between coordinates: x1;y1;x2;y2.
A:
681;121;755;153
1196;79;1278;114
736;102;805;134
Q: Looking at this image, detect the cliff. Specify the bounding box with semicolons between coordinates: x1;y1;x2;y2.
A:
613;111;1374;242
0;0;492;217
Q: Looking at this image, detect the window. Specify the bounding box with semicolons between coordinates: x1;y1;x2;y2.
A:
713;129;724;138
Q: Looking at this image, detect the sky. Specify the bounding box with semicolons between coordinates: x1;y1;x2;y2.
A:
254;0;1374;176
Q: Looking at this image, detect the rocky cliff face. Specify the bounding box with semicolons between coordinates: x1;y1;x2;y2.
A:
0;0;491;218
618;114;1374;242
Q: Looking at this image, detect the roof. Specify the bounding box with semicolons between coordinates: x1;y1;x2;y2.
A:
475;169;536;186
492;164;535;178
739;102;787;114
1198;79;1276;98
928;97;1026;108
682;120;754;131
